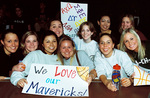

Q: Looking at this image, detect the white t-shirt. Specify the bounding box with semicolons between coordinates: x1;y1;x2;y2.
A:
94;49;134;79
73;36;99;62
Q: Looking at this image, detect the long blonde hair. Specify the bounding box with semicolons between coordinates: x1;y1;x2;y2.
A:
57;35;77;65
119;28;145;62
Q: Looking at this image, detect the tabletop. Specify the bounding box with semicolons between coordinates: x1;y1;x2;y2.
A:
0;80;150;98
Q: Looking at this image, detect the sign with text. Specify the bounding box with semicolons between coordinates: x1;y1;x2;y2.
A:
134;65;150;86
22;64;89;97
61;2;88;38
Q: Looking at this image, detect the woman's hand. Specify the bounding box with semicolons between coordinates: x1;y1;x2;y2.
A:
100;75;117;92
121;78;132;87
86;76;92;86
0;76;6;80
12;62;26;72
17;79;28;88
106;81;117;92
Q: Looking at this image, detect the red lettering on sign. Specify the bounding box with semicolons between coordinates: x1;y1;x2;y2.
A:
55;66;76;79
61;3;73;14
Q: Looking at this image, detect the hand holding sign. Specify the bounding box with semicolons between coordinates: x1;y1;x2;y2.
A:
17;78;28;88
22;64;89;97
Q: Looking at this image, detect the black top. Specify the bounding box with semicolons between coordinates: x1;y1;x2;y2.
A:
11;15;31;40
0;46;23;76
133;41;150;69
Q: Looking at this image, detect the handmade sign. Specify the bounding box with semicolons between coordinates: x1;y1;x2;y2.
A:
61;2;88;39
22;64;89;97
134;65;150;86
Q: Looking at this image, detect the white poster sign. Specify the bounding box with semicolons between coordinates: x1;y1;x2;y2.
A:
134;65;150;86
22;64;89;97
61;2;88;38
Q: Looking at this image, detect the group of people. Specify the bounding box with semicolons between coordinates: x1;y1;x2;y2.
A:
0;13;149;92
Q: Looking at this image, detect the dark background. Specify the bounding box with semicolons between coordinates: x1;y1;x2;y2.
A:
1;0;150;39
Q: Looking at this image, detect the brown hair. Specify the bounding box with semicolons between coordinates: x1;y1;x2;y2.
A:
119;14;135;33
77;21;96;40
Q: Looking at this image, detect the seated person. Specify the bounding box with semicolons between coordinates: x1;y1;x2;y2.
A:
119;28;150;73
94;33;134;92
10;30;61;87
0;29;20;78
12;31;39;72
57;35;97;85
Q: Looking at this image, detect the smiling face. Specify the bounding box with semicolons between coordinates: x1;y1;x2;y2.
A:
98;16;111;32
1;33;19;55
81;25;93;43
25;35;38;53
99;35;114;58
42;35;57;55
123;32;138;52
49;20;63;37
60;40;74;60
121;17;132;30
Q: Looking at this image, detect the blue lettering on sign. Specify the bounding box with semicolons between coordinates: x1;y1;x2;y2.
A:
25;81;88;96
46;78;60;84
68;15;77;21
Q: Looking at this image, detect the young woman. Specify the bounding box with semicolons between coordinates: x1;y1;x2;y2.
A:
119;28;150;73
97;15;111;34
10;30;61;87
94;33;134;92
97;15;120;45
119;14;147;41
73;21;99;61
57;35;97;85
20;31;39;57
49;19;65;40
0;29;20;78
12;31;39;72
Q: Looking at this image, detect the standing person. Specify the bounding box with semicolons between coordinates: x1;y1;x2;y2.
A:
49;19;65;40
10;30;61;87
11;5;31;40
119;28;150;73
94;33;134;92
0;29;20;78
73;21;99;61
34;1;49;34
11;31;39;72
97;15;120;45
119;14;147;41
0;6;10;33
97;15;111;34
57;35;97;85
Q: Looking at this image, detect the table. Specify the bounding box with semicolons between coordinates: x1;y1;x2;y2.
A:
0;80;150;98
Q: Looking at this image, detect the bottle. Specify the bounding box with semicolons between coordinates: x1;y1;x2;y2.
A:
112;64;121;90
19;60;26;70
